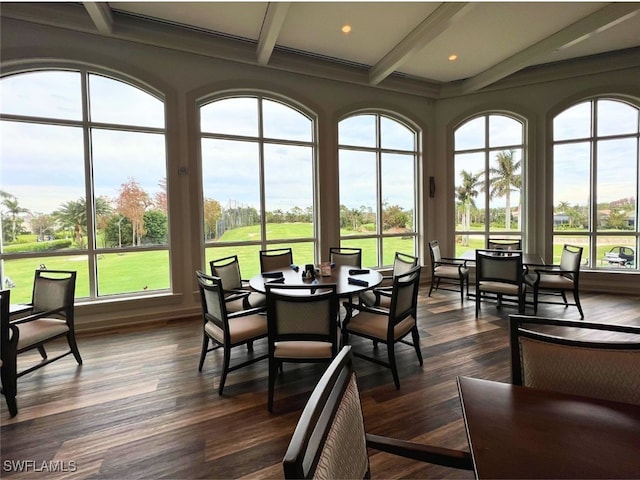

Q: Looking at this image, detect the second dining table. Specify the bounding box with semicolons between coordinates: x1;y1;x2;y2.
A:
249;264;383;297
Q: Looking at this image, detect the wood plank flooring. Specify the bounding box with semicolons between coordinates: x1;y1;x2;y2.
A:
2;288;639;479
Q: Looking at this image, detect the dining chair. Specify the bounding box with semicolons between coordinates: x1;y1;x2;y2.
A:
487;238;522;253
360;252;418;308
475;249;525;318
259;247;294;273
342;265;422;389
329;247;362;268
195;270;268;395
428;240;468;303
509;315;640;405
0;289;18;416
210;254;265;311
283;346;473;479
265;283;339;412
12;270;81;374
524;244;584;319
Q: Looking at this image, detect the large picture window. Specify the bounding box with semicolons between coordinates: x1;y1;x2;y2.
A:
0;69;169;302
338;113;418;268
454;113;525;255
200;95;316;277
553;98;639;269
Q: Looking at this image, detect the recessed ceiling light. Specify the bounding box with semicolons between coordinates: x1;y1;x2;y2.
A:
341;24;352;34
448;54;458;61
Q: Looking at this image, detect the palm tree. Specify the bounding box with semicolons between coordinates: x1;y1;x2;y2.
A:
488;150;521;230
1;192;30;242
456;170;482;246
556;201;571;228
54;197;111;248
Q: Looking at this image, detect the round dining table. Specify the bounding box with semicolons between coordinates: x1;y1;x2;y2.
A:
249;265;383;297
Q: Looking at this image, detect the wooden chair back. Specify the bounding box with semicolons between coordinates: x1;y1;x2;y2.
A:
259;248;294;273
283;346;370;479
329;247;362;268
210;255;243;290
509;315;640;405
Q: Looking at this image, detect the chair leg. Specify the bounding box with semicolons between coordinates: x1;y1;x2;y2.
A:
198;335;209;372
37;345;47;359
388;345;400;390
67;333;82;365
247;340;254;352
411;327;423;365
218;346;231;395
428;277;435;297
574;288;584;319
5;394;18;417
560;291;568;306
459;276;464;304
1;360;18;417
268;359;279;412
533;287;539;315
475;290;480;318
518;294;525;314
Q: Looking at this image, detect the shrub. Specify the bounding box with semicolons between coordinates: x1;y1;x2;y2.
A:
3;239;73;253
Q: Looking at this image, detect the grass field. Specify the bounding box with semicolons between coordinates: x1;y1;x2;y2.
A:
3;223;635;303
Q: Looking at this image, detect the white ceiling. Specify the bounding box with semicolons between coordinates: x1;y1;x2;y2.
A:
5;2;639;93
101;1;640;90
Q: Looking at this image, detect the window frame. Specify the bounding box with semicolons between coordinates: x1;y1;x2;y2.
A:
338;111;420;268
0;66;171;301
198;92;319;274
453;112;527;255
552;96;640;270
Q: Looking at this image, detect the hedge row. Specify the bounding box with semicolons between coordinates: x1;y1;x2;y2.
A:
3;239;73;253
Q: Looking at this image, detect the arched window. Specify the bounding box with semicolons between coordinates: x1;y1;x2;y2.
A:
553;98;639;269
453;113;525;255
0;69;169;302
338;113;419;267
200;95;317;277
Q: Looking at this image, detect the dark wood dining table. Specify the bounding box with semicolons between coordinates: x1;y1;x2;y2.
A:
457;376;640;479
249;265;383;297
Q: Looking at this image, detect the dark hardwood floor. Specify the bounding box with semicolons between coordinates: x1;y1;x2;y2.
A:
2;288;639;479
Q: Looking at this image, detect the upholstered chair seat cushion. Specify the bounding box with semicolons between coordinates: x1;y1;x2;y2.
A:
274;340;333;359
16;319;69;350
537;274;574;290
346;311;415;341
478;281;520;295
205;313;266;345
434;265;468;279
520;337;640;405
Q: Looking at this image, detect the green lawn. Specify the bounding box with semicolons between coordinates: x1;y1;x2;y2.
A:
4;224;634;303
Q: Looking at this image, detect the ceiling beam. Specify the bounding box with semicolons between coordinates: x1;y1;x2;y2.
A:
257;2;291;65
369;2;472;86
83;2;114;35
460;2;640;94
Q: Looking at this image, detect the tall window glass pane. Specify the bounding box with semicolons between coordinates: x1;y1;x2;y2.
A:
200;94;317;272
454;114;525;252
264;144;313;240
553;98;639;270
340;150;377;235
339;113;418;268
